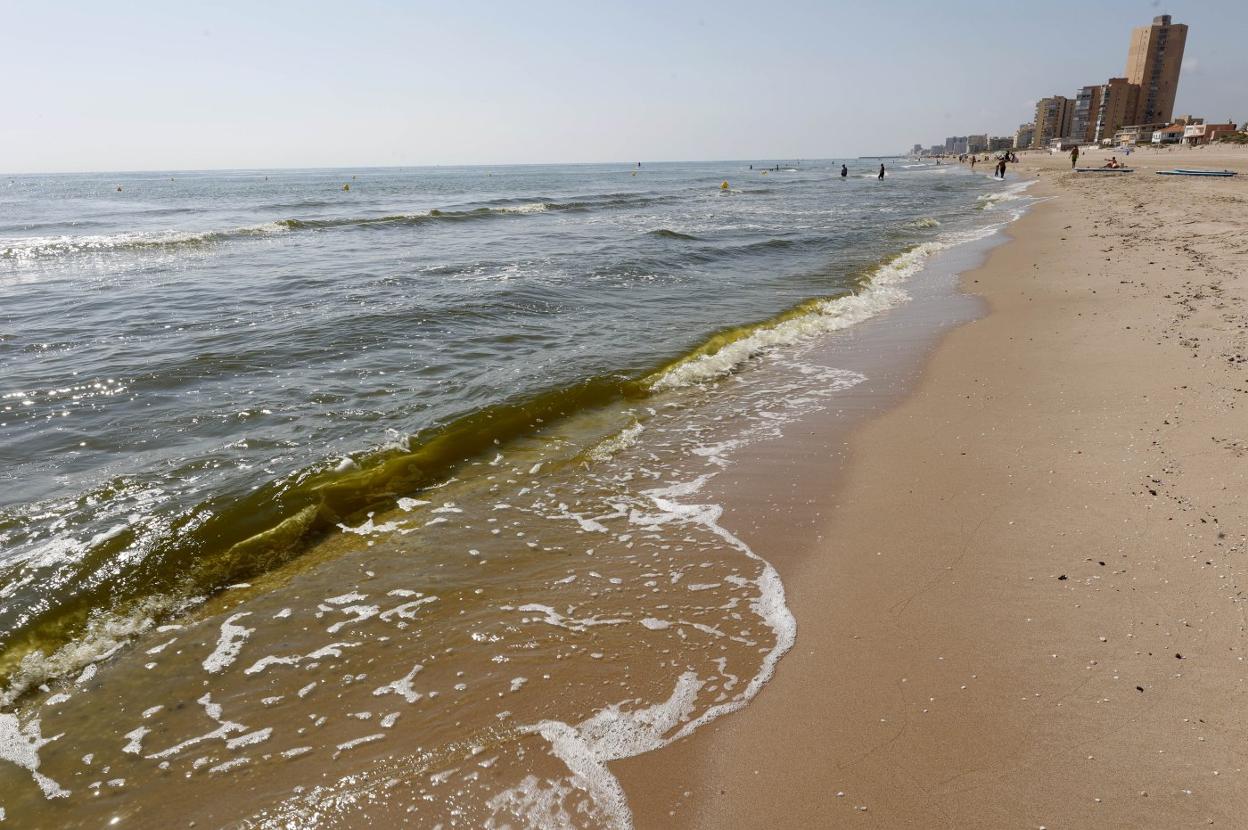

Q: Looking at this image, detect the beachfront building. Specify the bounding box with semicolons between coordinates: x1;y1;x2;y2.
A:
1048;137;1082;152
1151;123;1186;144
988;137;1013;151
1071;85;1103;144
967;134;988;153
1125;14;1187;126
1093;77;1140;145
1113;123;1168;146
1183;122;1239;145
1033;96;1074;149
1014;123;1034;150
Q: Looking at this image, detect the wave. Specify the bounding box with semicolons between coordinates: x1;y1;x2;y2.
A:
646;229;698;241
0;223;292;261
644;241;947;390
976;181;1032;211
0;194;677;262
740;238;796;251
906;217;942;228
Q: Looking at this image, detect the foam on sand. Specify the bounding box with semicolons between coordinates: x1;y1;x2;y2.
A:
493;471;797;828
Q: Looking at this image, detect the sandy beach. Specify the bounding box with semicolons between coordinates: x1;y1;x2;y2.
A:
618;146;1248;828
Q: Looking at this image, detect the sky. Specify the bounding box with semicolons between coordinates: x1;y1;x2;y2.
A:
2;0;1246;173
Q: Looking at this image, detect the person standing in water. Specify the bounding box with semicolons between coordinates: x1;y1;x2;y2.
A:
840;164;848;178
878;164;885;180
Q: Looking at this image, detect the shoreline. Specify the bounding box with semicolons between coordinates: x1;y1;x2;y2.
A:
617;147;1248;827
0;164;1029;827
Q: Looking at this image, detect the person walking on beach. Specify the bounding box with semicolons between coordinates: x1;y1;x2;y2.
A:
1070;146;1079;169
878;164;885;180
840;164;848;178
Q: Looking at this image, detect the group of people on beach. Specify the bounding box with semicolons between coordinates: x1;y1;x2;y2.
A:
960;152;1013;179
1070;146;1127;169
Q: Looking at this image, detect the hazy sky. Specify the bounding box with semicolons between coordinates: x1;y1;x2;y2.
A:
2;0;1245;173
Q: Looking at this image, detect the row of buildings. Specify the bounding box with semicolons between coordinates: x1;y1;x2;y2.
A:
914;15;1240;156
912;135;1015;157
1018;16;1238;150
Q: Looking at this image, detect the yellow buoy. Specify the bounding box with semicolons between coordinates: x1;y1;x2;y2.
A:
720;180;729;190
762;170;768;175
343;183;350;191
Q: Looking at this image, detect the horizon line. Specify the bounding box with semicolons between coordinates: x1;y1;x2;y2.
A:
2;155;912;178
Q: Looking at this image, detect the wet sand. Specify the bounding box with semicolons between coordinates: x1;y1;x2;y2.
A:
618;146;1248;827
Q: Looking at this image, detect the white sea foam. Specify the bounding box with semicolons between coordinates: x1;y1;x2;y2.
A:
146;693;247;760
976;180;1033;211
335;733;386;754
510;604;627;632
1;594;197;707
0;223;291;262
372;663;424;703
337;516;407;536
494;467;798;828
244;642;361;675
587;422;645;462
209;757;251;774
122;726;149;755
378;596;437;622
648;239;948;392
202;612;255;674
0;714;69;799
226;728;272;750
494;672;705;829
496;203;549;215
325;604;380;634
325;592;367;605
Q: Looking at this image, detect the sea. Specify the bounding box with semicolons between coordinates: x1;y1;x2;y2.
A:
0;159;1031;827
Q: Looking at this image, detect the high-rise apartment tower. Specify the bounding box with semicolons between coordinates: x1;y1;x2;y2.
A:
1125;14;1187;125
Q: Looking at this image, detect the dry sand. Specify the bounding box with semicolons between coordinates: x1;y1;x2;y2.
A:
616;146;1248;828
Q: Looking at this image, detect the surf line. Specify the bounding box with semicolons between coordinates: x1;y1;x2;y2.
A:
499;473;795;829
